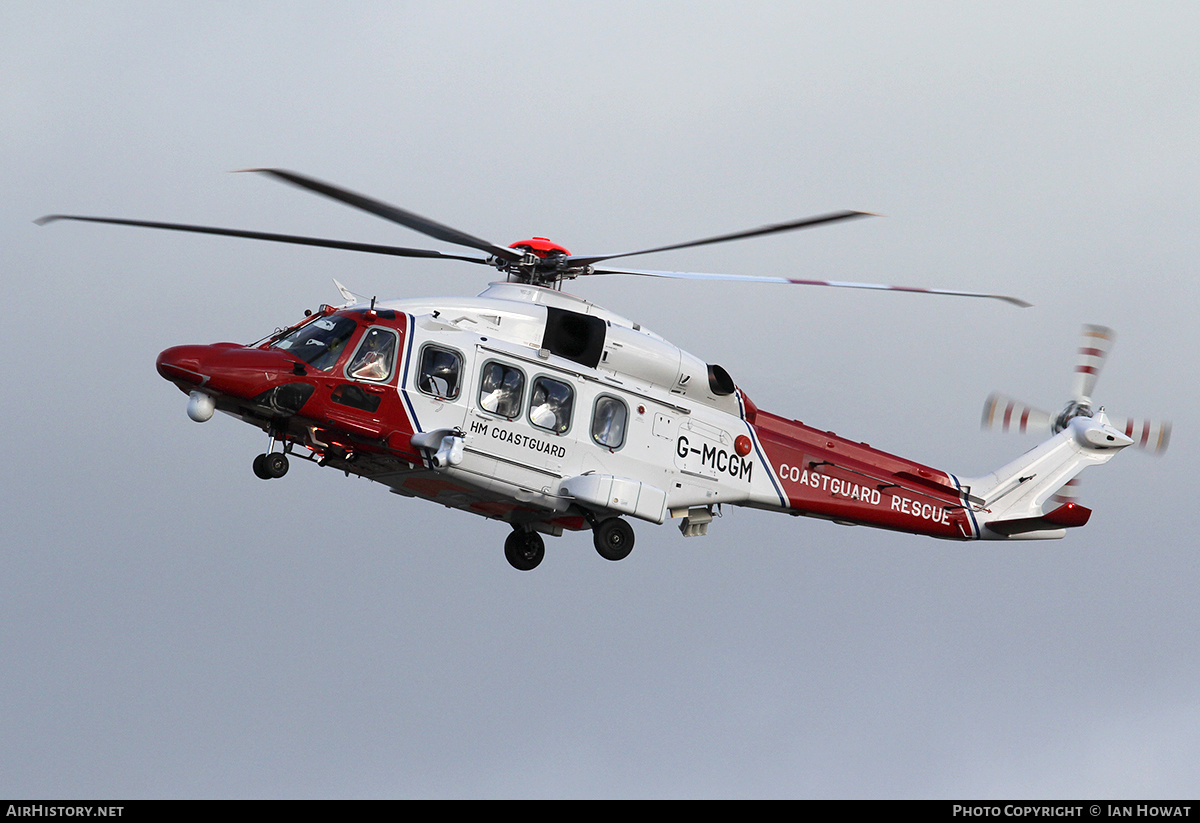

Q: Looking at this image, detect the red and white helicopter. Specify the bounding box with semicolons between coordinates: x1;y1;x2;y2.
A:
38;170;1170;570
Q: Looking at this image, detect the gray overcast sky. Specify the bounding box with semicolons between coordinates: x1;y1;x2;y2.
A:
3;1;1198;798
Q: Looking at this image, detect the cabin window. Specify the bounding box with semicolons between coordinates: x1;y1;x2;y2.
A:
347;328;397;382
479;361;524;418
418;345;463;400
529;376;574;434
272;315;357;371
591;395;628;450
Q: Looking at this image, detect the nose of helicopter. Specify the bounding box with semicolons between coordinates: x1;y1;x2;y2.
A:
157;342;309;401
156;344;210;385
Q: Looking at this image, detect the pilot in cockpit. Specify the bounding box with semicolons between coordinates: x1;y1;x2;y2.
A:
349;329;394;381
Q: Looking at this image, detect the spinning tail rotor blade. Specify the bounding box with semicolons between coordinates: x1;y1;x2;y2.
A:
1107;415;1172;455
981;392;1053;434
1072;324;1115;402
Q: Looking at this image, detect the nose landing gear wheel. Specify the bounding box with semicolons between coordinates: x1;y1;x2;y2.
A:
593;517;634;561
253;452;290;479
505;529;545;571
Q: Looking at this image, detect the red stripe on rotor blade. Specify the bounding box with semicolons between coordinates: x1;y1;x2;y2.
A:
1019;408;1030;432
1140;424;1150;447
1079;348;1105;357
1076;365;1098;374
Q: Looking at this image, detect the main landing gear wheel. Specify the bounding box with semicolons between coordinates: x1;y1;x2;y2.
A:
253;452;289;480
504;529;545;571
593;517;634;561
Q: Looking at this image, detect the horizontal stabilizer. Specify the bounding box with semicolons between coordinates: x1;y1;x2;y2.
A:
984;502;1092;537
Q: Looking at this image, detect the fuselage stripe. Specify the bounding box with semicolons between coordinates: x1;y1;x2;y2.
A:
398;313;424;434
950;474;980;539
737;390;787;507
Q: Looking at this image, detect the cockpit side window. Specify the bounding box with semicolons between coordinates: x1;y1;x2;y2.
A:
347;328;397;382
417;345;462;400
272;315;358;371
529;376;573;434
478;361;524;419
591;395;628;450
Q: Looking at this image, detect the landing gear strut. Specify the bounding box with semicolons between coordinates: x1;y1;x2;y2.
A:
593;517;634;561
505;529;545;571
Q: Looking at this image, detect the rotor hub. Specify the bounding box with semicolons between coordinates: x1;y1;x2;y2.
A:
500;237;587;286
1053;400;1093;434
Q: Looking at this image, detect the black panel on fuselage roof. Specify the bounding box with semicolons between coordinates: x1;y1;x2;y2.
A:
541;307;606;368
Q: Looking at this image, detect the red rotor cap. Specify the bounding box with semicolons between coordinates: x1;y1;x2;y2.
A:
509;237;570;258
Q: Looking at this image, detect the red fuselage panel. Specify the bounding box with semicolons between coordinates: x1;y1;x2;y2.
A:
157;310;421;463
752;410;973;538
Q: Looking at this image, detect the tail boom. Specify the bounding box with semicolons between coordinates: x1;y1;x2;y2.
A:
745;409;1132;542
749;410;979;540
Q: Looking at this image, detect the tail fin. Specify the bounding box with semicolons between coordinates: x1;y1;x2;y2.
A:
961;411;1133;540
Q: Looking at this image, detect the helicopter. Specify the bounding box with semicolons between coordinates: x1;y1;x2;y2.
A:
37;169;1170;570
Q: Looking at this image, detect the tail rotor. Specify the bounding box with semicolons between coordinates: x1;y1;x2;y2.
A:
982;324;1170;456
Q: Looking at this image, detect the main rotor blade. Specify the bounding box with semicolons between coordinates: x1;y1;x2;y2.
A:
567;211;874;268
1071;324;1115;402
34;215;491;264
588;265;1032;307
243;168;522;263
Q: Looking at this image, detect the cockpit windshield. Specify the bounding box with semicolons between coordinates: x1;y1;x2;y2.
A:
272;315;358;371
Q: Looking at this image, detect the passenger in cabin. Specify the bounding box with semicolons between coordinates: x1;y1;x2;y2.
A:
480;363;523;417
530;377;573;433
